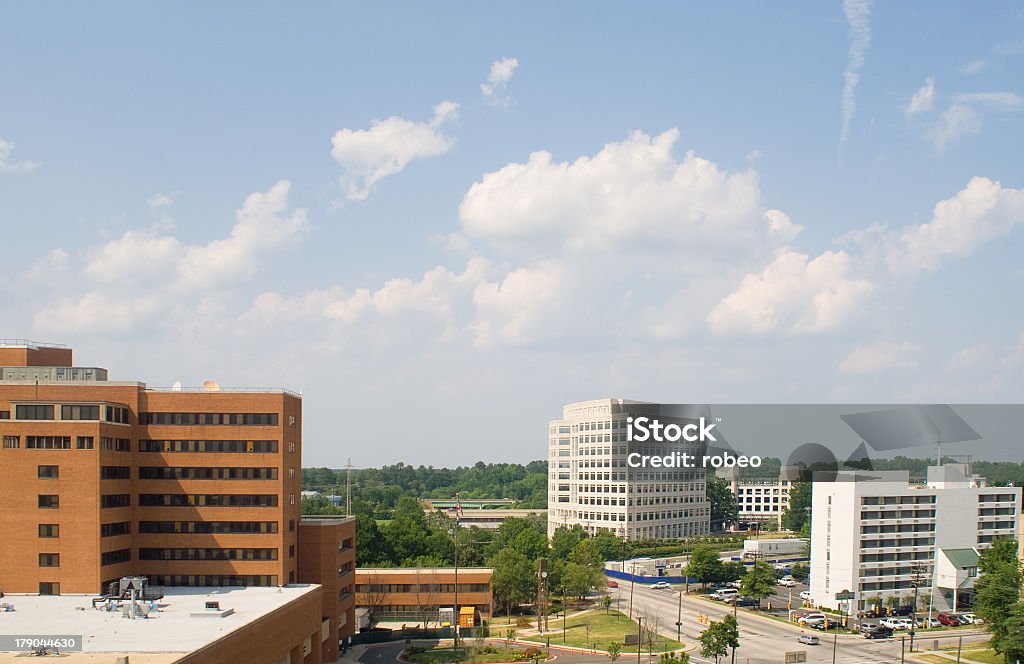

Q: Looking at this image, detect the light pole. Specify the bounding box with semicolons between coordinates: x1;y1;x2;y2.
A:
676;586;683;642
562;583;567;644
636;616;642;664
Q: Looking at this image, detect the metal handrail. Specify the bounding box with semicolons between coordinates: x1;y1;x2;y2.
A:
146;386;301;397
0;339;69;349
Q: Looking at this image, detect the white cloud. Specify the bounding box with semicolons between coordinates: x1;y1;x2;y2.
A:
459;129;767;255
957;60;988;76
881;176;1024;278
925;103;982;152
0;136;40;174
470;262;569;348
904;77;936;119
147;192;175;211
764;209;804;242
707;248;874;335
481;57;519;107
330;101;459;201
951;91;1023;112
838;341;919;375
946;344;990;372
35;181;306;334
839;0;874;146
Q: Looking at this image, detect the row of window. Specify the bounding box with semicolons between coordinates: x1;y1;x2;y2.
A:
138;466;279;480
139;439;280;453
139;412;279;426
138;494;280;507
102;494;131;508
3;436;130;450
356;583;491;593
102;549;132;566
138;520;279;534
147;574;280;587
139;548;278;561
102;521;132;537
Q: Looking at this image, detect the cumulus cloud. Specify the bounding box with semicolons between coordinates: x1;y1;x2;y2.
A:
839;341;919;375
880;176;1024;277
839;0;874;146
35;181;306;333
470;262;569;348
0;136;40;174
459;129;767;255
330;101;459;201
480;57;519;107
904;77;936;119
946;344;990;372
707;249;874;335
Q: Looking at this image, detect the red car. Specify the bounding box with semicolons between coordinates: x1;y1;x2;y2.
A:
607;580;619;588
936;613;961;626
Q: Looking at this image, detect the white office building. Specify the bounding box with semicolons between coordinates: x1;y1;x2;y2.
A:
809;463;1022;613
716;466;799;528
547;398;711;540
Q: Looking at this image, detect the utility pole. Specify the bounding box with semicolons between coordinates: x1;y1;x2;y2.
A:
831;633;837;664
731;596;738;664
676;586;683;642
900;636;905;664
452;509;460;660
636;617;642;664
629;562;636;619
909;563;925;653
345;458;353;516
956;636;962;663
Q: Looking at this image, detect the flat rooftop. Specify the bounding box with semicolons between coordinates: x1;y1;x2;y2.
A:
0;585;319;662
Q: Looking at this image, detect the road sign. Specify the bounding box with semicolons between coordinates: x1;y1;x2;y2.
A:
835;591;855;600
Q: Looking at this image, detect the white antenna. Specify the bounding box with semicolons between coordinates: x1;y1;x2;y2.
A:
936;432;942;467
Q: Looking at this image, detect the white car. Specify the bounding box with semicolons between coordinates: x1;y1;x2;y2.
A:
798;612;826;625
778;578;796;587
881;618;913;630
650;581;671;590
800;590;813;601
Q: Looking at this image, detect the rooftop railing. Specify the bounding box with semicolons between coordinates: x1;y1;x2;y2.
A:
146;386;302;397
0;339;69;349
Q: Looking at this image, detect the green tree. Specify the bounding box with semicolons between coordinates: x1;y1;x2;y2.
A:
706;476;738;530
789;562;809;582
607;642;622;661
490;548;536;616
739;561;776;608
781;482;811;532
354;512;392;565
592;530;626;563
699;615;738;664
570;539;605;570
975;538;1023;648
551;526;589;561
601;595;612;614
686;545;724;588
301;495;344;515
659;652;689;664
991;602;1024;664
563;561;602;602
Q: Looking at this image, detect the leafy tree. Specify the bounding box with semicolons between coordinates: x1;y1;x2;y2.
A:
354;513;392;565
563;561;602;601
789;562;809;582
301;495;344;515
592;530;626;563
551;526;589;561
602;595;612;614
686;545;723;588
739;561;776;607
607;642;622;661
991;602;1024;664
716;561;745;584
570;539;605;570
490;548;536;616
699;615;738;664
706;476;738;530
659;652;689;664
781;482;811;532
975;538;1023;647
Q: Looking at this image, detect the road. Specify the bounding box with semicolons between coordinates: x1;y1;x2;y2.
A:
613;582;989;664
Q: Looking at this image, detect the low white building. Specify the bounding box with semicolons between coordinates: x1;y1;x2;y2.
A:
809;463;1021;613
716;466;799;528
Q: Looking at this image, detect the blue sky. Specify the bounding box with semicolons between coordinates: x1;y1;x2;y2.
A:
2;2;1023;466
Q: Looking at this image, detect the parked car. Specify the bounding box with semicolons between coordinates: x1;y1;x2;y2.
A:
607;580;619;588
797;612;826;625
798;634;820;645
712;588;739;601
778;577;797;587
882;618;914;630
937;613;963;626
650;581;671;590
863;626;894;640
916;617;941;628
800;590;813;601
726;596;758;607
858;622;880;633
959;613;978;624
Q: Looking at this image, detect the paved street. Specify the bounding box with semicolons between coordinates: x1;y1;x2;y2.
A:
613;583;989;664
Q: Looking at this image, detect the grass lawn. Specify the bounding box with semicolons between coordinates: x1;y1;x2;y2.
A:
912;655;953;664
519;610;683;653
955;649;1004;664
404;646;546;664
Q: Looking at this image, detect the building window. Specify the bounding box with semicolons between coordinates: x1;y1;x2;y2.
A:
138;521;278;534
288;441;296;453
26;436;71;449
38;495;59;509
289;545;295;558
147;574;278;587
138;494;278;507
289;416;296;427
289;493;295;505
0;410;9;419
101;494;131;508
138;467;278;480
39;553;60;567
38;582;60;595
37;465;59;479
100;466;131;480
101;438;130;451
3;435;20;448
61;404;100;420
289;519;295;532
138;548;279;561
101;521;131;537
77;436;94;449
101;549;132;566
16;404;54;420
288;468;295;479
104;405;130;424
38;524;59;538
139;439;278;453
138;412;279;426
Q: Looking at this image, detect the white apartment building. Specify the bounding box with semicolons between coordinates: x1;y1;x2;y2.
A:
809;464;1022;613
716;466;798;528
547;398;711;540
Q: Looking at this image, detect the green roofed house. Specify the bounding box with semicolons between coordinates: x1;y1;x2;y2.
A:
936;548;980;612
